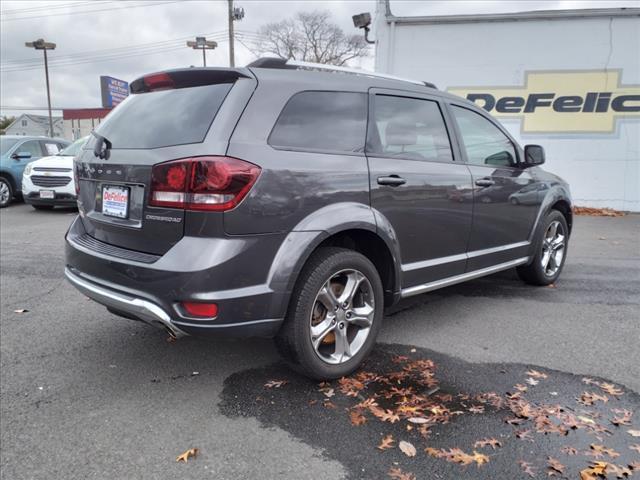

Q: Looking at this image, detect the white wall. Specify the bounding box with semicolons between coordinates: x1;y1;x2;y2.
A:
375;9;640;211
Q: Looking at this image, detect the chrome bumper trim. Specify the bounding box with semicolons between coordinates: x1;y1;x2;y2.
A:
64;267;187;338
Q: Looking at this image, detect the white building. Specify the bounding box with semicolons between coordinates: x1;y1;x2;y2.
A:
374;1;640;211
4;113;64;138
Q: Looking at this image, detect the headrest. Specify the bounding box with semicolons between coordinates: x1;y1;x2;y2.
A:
385;121;417;146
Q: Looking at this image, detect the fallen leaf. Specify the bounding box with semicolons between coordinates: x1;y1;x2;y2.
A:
473;438;502;449
588;444;620;459
387;467;416;480
407;417;429;424
580;461;608;480
611;409;633;426
518;460;536;477
574;206;625;217
630;444;640;453
561;446;579;455
526;377;539;386
377;434;395;451
547;457;565;476
264;379;288;389
578;392;609;406
515;429;533;441
606;464;633;478
600;383;624;396
399;440;416;457
629;430;640;437
426;447;489;466
176;448;198;463
13;309;28;313
322;399;336;409
526;369;548;379
349;410;367;426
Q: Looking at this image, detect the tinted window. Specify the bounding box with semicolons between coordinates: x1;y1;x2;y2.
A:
94;83;233;149
269;91;367;153
367;95;453;162
0;138;19;156
17;141;43;158
451;106;516;167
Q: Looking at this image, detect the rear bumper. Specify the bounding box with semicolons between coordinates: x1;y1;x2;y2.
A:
64;216;286;337
24;192;77;206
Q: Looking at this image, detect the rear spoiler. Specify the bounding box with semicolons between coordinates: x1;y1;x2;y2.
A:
130;68;251;93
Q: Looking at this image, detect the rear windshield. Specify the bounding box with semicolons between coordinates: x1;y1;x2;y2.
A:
93;83;233;149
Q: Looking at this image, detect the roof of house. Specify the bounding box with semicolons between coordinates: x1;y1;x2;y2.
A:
5;113;63;131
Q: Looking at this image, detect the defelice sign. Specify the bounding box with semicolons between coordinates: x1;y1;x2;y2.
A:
100;76;129;108
448;70;640;134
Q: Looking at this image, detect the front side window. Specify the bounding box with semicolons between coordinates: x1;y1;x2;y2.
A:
367;95;453;162
269;91;367;153
17;140;43;158
451;106;516;167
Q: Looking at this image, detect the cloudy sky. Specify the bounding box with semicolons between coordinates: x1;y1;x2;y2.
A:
1;0;638;118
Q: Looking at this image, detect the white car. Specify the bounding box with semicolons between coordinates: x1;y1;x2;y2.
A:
22;136;88;210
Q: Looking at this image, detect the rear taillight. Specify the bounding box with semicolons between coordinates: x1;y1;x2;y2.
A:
181;302;218;318
149;156;260;211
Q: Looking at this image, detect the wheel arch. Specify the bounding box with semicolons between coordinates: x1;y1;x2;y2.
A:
0;171;17;193
267;203;402;313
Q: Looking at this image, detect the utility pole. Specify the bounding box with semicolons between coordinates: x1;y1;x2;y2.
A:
186;37;217;67
25;39;56;137
227;1;244;68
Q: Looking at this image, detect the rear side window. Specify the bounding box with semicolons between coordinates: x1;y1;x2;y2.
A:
269;91;367;154
93;83;233;149
367;95;453;162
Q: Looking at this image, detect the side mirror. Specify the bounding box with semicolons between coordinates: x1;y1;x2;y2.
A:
524;145;545;167
11;151;32;160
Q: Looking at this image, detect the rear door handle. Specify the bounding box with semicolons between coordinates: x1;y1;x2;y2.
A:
475;178;495;187
377;175;406;187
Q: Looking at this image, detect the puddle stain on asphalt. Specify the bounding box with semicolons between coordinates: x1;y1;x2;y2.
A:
219;344;640;479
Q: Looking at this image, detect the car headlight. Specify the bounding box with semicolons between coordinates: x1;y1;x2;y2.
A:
24;163;32;176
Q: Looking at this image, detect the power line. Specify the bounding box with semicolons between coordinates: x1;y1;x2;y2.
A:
1;1;183;22
1;1;110;15
2;31;229;66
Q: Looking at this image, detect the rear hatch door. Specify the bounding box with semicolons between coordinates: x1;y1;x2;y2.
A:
76;68;255;255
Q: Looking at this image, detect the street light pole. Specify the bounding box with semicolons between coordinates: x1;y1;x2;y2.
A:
228;0;235;68
228;1;245;68
186;37;217;67
25;39;56;137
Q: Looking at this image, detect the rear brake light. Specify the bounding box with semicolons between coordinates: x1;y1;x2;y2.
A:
181;302;218;318
149;156;260;211
143;72;174;91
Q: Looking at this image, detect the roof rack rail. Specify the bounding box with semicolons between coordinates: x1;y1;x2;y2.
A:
246;57;437;89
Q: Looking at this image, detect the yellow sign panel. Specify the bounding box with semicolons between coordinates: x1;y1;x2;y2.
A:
448;70;640;134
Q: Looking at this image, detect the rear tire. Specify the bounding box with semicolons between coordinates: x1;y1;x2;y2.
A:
0;178;13;208
32;205;54;211
517;209;568;286
275;247;384;380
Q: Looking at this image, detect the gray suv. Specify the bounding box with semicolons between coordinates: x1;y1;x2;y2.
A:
65;59;572;379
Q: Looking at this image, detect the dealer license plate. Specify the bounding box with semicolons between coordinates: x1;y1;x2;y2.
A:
102;185;130;219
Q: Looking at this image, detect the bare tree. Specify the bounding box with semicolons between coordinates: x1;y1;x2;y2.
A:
253;10;369;66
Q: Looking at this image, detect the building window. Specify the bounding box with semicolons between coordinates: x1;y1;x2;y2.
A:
21;120;27;127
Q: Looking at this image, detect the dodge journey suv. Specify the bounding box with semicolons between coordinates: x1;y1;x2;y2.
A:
65;58;572;379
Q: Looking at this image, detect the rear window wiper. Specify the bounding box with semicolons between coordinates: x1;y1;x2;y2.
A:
92;132;112;160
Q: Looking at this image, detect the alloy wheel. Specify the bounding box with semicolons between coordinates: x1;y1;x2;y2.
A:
541;220;565;276
0;181;10;206
309;269;375;365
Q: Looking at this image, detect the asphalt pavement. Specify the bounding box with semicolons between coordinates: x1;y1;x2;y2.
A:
1;203;639;479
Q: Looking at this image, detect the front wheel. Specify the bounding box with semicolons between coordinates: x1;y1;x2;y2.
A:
275;247;384;380
517;210;568;285
0;178;13;208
